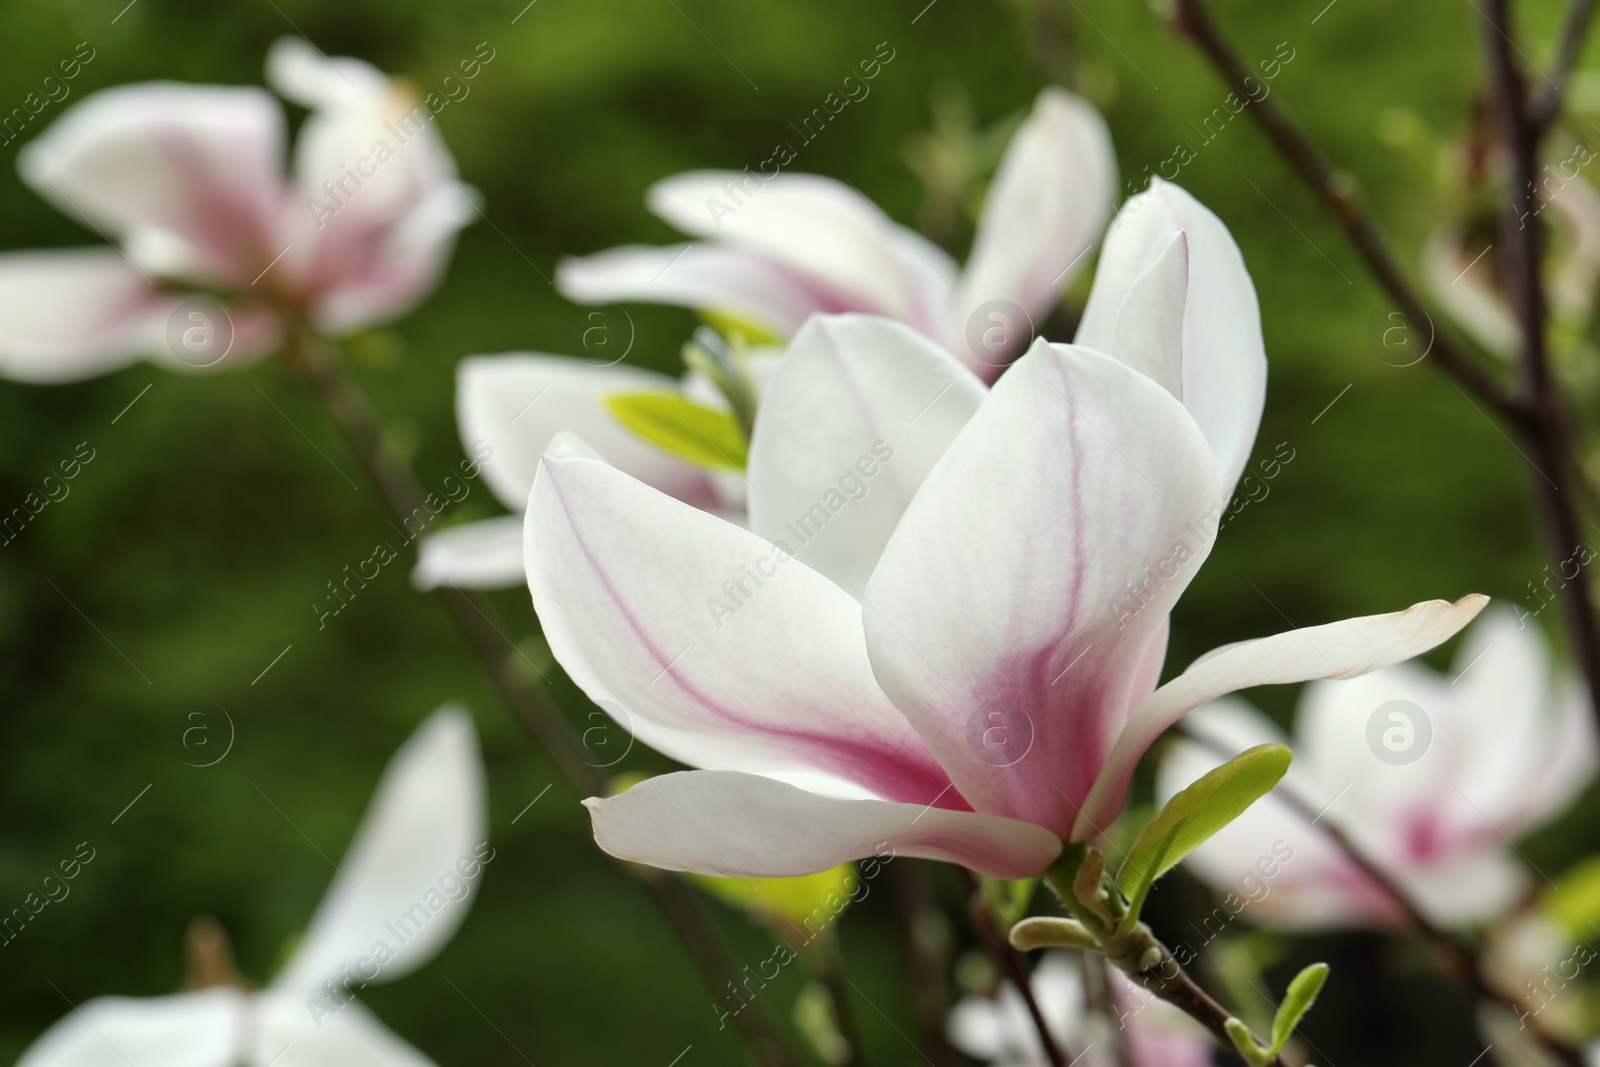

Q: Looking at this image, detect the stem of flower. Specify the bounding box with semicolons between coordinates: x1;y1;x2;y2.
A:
277;316;797;1067
958;869;1072;1067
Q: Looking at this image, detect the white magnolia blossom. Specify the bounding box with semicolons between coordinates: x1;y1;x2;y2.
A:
0;38;475;383
948;953;1211;1067
557;87;1117;381
523;189;1484;879
420;178;1270;591
18;708;487;1067
1157;608;1594;930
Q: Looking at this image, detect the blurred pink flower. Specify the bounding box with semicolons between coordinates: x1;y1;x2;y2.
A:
17;708;486;1067
556;87;1115;381
1157;608;1594;930
527;217;1483;879
0;38;476;383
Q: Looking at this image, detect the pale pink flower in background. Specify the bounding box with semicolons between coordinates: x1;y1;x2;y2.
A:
17;708;487;1067
1157;608;1594;930
556;87;1115;380
421;179;1268;590
949;953;1212;1067
0;38;475;383
525;208;1483;879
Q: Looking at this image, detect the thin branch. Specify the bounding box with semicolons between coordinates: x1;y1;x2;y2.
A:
1173;725;1586;1067
1533;0;1597;129
959;870;1072;1067
1168;0;1524;425
280;318;796;1067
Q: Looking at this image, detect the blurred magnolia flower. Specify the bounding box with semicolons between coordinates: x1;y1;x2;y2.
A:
527;184;1484;880
557;87;1115;381
421;178;1268;590
18;707;488;1067
1157;608;1594;931
0;38;476;383
948;953;1212;1067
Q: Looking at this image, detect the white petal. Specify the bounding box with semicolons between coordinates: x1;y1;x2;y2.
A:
457;354;716;512
864;339;1221;836
1107;231;1187;400
412;516;525;590
0;250;174;382
746;314;985;592
951;88;1116;370
648;171;955;332
273;707;486;992
17;989;245;1067
20;83;286;287
1075;180;1264;492
526;455;952;802
1079;595;1489;839
265;38;388;110
556;243;844;337
251;992;438;1067
585;770;1060;879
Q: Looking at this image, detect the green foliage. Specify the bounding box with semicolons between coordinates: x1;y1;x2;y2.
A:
603;391;749;470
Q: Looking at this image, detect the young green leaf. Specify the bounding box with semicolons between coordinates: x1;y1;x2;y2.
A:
1225;1017;1273;1067
1270;962;1329;1053
1116;743;1291;897
604;391;748;471
1008;916;1101;952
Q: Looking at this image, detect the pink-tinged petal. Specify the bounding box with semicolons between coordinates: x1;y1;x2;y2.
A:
556;243;852;337
586;770;1060;879
1080;595;1489;840
864;340;1221;835
1108;231;1187;400
413;515;525;590
20;84;287;287
647;171;956;333
457;354;717;513
1075;180;1264;493
526;455;953;802
265;36;389;108
17;989;246;1067
253;993;438;1067
272;707;485;993
950;88;1116;373
0;249;173;382
747;314;985;592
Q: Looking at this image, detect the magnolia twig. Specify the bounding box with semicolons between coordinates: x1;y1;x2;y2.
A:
959;869;1072;1067
1172;724;1586;1066
1170;0;1600;799
1533;0;1597;129
279;318;796;1067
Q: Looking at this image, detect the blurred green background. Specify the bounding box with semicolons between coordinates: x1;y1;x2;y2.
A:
0;0;1595;1063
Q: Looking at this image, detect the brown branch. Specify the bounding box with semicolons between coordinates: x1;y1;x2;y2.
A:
279;318;796;1067
1173;724;1585;1066
959;870;1072;1067
1533;0;1597;129
1169;0;1524;425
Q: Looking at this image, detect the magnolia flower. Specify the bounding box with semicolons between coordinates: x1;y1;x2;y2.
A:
0;38;475;383
422;177;1267;591
1156;608;1594;930
948;953;1211;1067
556;87;1115;381
19;707;487;1067
526;184;1484;880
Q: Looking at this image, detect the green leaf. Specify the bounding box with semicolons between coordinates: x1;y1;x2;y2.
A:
687;864;857;931
1225;1018;1272;1067
1008;916;1101;952
1270;962;1329;1053
1541;855;1600;936
1117;743;1291;897
604;392;748;471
